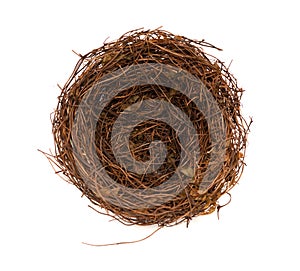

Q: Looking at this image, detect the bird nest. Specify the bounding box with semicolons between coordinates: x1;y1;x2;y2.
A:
48;28;250;227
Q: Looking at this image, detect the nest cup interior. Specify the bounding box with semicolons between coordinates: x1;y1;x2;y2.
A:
51;28;250;226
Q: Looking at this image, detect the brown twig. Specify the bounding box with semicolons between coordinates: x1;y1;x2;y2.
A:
82;226;162;247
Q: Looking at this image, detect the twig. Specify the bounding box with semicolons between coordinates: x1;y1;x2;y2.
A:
82;227;162;247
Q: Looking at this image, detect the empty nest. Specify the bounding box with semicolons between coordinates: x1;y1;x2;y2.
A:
49;28;251;227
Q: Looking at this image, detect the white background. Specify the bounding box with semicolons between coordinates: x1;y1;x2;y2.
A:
1;0;299;270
